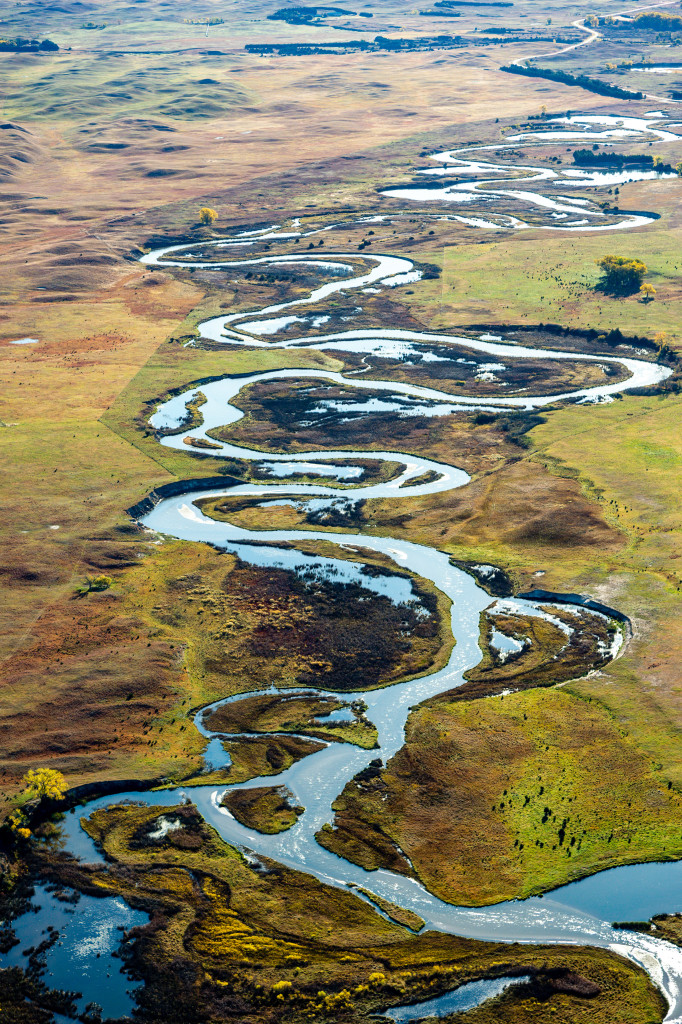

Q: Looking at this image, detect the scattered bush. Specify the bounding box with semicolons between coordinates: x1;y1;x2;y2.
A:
76;574;113;594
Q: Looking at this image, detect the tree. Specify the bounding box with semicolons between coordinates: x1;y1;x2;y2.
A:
676;160;682;176
8;809;31;839
595;255;647;295
198;207;217;226
75;574;112;595
653;155;663;168
640;282;656;302
654;331;674;362
22;768;67;801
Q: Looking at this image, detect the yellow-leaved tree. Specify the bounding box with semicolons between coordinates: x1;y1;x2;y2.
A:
22;767;67;801
8;809;32;839
595;255;647;296
199;207;218;226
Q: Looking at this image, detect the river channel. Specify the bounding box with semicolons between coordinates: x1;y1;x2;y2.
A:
18;111;682;1021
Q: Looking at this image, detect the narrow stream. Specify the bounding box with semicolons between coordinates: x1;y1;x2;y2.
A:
27;110;682;1021
382;113;681;230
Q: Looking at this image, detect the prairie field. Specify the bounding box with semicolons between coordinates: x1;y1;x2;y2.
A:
3;0;682;1020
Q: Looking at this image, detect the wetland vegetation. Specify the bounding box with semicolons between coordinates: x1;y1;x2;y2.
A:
4;0;682;1019
3;801;665;1024
221;785;305;833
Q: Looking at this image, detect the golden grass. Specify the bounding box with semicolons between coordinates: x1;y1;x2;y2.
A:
321;686;682;905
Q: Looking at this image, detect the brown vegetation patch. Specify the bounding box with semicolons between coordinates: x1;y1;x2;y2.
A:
371;457;623;570
339;344;629;399
221;785;304;834
215;377;449;455
130;803;210;851
648;913;682;946
0;534;182;788
182;553;444;694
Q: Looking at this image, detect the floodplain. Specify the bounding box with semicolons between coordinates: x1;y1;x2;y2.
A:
3;0;682;1021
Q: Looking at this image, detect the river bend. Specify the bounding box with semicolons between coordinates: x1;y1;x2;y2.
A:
60;109;682;1020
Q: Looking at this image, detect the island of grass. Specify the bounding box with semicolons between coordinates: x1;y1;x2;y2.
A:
202;733;327;787
205;691;379;748
221;784;304;833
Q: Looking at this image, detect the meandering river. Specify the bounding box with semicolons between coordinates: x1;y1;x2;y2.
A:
48;112;682;1020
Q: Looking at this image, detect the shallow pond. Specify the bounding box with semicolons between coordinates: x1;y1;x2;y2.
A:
4;883;147;1019
382;975;532;1021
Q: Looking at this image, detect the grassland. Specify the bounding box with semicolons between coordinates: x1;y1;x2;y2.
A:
319;686;682;905
435;215;682;342
528;394;682;792
3;0;682;1017
0;526;450;794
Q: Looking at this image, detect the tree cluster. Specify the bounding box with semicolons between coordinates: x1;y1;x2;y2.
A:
572;148;672;172
267;5;360;24
247;33;466;54
501;63;643;99
595;255;648;296
615;11;682;31
0;37;58;51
